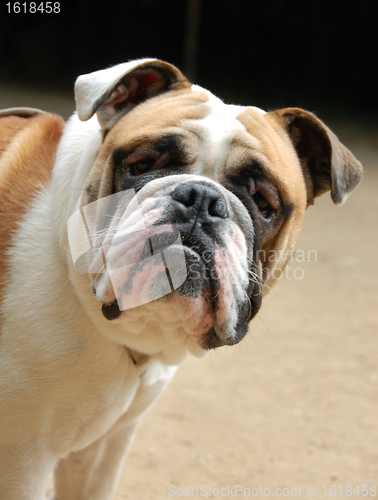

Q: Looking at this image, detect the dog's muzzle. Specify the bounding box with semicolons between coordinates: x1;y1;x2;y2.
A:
82;176;261;349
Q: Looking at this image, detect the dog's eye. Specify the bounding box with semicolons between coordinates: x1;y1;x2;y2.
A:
128;158;157;176
122;151;170;177
253;191;272;218
248;180;279;220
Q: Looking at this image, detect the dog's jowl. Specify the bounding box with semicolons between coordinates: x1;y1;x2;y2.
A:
0;59;362;499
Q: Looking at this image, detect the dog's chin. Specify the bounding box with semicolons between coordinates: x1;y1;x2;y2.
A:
92;243;253;353
95;281;243;355
100;290;214;339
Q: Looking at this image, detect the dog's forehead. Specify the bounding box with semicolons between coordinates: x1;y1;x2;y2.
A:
108;84;268;173
190;84;266;120
109;83;265;146
183;85;266;176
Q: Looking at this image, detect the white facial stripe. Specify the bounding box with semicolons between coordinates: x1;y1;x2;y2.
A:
189;85;266;175
197;113;244;174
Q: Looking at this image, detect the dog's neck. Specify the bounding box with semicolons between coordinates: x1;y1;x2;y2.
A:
127;348;150;366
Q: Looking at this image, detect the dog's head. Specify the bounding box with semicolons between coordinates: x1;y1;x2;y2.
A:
65;58;362;358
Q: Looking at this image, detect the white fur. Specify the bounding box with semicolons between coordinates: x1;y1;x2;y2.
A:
189;84;265;177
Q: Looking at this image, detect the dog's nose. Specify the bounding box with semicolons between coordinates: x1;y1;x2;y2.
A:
171;182;228;222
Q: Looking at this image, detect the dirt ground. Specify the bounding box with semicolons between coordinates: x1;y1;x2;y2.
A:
1;86;377;499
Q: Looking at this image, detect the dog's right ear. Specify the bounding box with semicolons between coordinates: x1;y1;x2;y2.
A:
271;108;363;205
75;58;190;128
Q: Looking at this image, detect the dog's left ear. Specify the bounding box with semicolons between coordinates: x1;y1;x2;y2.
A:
272;107;363;205
75;58;190;128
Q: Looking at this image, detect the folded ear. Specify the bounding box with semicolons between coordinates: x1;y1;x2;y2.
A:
272;107;363;205
75;58;190;128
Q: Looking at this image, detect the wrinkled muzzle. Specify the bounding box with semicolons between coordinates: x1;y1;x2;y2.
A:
67;176;262;349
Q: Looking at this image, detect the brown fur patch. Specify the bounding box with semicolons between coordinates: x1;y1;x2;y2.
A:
0;113;65;328
82;89;209;205
233;109;309;289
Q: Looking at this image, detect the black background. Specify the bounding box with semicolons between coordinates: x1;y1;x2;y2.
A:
1;0;377;122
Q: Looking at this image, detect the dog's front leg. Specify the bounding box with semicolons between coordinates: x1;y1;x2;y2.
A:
0;450;54;500
49;423;136;500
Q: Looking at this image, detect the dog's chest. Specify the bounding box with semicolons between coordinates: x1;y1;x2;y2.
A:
64;356;175;453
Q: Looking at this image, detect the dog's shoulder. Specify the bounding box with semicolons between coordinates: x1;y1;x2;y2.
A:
0;109;65;192
0;109;65;321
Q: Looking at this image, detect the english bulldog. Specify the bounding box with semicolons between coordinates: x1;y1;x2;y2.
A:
0;59;362;500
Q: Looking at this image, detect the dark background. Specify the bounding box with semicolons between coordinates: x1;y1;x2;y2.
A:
1;0;377;124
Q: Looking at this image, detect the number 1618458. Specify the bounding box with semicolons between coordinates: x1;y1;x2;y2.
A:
322;485;376;496
6;2;61;14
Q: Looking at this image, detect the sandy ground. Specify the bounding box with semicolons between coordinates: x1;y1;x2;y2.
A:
1;86;377;499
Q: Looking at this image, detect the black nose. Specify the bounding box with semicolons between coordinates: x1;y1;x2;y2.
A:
171;182;228;223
